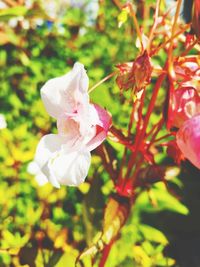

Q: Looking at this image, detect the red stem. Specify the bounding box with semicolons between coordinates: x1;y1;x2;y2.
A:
153;133;174;144
126;69;167;177
135;89;146;141
128;96;136;136
147;117;164;146
131;155;144;189
147;0;161;52
99;239;115;267
118;147;127;180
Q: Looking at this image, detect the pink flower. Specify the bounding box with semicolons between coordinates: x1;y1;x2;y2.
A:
35;62;112;188
168;87;200;129
176;114;200;169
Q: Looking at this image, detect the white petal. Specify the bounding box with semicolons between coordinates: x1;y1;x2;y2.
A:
27;161;40;175
35;172;48;186
73;62;89;94
27;161;48;186
35;134;65;169
0;114;7;129
41;62;89;119
42;163;61;188
49;149;91;186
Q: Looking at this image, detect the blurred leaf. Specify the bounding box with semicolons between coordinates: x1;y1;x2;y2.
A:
0;6;27;20
55;250;79;267
19;52;30;66
135;182;189;215
155;257;175;266
2;230;30;249
118;8;129;28
47;250;62;267
133;245;152;267
138;224;168;245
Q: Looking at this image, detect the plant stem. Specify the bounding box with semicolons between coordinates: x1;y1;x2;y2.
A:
147;0;161;52
128;93;137;136
153;133;174;144
147;117;164;146
99;239;115;267
88;71;118;94
168;0;182;76
129;5;143;50
150;24;190;56
135;89;145;141
112;0;122;9
181;38;199;57
126;70;166;177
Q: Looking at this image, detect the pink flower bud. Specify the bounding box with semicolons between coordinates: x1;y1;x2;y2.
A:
132;50;152;90
116;51;152;91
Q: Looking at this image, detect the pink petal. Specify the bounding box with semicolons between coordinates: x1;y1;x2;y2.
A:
86;104;112;151
41;62;89;119
176;114;200;169
169;87;200;129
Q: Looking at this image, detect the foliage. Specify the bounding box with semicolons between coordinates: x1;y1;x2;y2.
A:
0;0;199;266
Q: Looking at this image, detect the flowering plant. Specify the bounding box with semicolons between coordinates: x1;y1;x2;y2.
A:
1;0;200;266
33;0;200;265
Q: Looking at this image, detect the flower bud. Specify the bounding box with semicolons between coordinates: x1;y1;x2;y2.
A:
116;51;152;91
132;50;152;90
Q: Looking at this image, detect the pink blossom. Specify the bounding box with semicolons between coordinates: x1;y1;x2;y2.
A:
168;87;200;129
176;114;200;169
35;62;112;188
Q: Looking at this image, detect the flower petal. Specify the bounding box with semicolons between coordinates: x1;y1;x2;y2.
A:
169;87;200;128
0;114;7;129
35;134;65;168
34;134;70;188
86;104;112;151
41;62;89;119
49;149;91;186
176;114;200;169
35;172;48;186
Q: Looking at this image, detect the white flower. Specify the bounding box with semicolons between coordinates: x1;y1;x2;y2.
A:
35;62;111;188
27;161;48;186
0;114;7;129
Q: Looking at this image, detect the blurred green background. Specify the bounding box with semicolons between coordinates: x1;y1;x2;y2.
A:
0;0;200;266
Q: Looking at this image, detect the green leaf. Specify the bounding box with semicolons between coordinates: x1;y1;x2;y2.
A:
138;224;168;245
55;251;80;267
47;251;63;267
118;9;129;28
0;6;27;20
135;182;189;215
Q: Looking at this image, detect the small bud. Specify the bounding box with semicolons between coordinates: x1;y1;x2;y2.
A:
116;62;134;90
132;50;152;90
116;51;152;91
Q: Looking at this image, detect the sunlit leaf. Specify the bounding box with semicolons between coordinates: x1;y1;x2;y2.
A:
138;224;168;245
0;6;27;20
135;182;189;215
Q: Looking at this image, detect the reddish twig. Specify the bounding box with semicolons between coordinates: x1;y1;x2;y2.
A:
99;239;115;267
